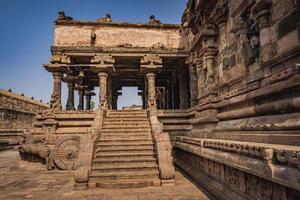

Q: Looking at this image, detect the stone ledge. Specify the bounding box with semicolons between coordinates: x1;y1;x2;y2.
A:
174;137;300;191
55;20;181;30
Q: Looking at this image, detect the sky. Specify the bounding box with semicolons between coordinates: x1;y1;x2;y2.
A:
0;0;187;109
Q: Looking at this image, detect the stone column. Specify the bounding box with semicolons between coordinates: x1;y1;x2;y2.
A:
179;64;189;109
204;54;216;88
252;0;273;62
98;72;108;109
195;60;204;99
146;73;156;108
66;80;75;110
50;72;63;110
78;89;84;110
188;63;198;107
107;76;112;109
85;93;91;110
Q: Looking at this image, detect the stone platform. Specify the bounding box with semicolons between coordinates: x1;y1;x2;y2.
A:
0;150;212;200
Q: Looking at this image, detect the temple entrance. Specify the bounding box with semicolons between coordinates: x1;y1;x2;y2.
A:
117;87;143;110
46;55;190;111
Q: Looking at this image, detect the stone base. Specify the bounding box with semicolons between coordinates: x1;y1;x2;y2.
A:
74;182;88;190
161;179;175;186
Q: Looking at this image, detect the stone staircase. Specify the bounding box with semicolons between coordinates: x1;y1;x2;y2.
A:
89;110;161;188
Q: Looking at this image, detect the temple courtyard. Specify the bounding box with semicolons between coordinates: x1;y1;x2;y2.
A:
0;150;211;200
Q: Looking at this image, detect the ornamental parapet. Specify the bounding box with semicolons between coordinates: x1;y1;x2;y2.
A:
174;136;300;191
175;136;300;172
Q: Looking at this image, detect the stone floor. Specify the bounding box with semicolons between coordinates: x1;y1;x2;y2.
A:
0;150;212;200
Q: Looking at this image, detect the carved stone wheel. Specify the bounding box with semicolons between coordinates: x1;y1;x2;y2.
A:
53;136;80;170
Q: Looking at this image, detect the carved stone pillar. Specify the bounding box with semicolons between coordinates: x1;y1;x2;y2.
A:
179;63;189;109
91;54;115;109
204;53;216;88
85;90;94;110
140;54;163;109
77;89;85;110
66;78;75;110
107;76;112;109
195;59;204;99
98;72;108;109
252;0;273;62
146;73;156;108
50;72;63;110
85;95;91;110
187;62;198;107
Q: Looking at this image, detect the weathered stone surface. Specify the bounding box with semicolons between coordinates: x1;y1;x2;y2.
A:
13;0;300;199
0;150;211;200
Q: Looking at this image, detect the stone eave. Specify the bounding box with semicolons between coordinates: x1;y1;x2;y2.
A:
55;20;181;30
51;46;189;57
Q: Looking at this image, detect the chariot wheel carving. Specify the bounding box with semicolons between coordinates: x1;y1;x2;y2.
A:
53;136;80;170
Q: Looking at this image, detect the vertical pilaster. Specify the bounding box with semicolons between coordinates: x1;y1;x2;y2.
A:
179;64;189;109
252;0;273;62
188;63;198;107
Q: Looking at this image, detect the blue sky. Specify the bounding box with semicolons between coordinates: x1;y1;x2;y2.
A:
0;0;187;109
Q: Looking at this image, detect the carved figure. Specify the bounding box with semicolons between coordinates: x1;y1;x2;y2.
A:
98;13;112;23
149;15;161;25
57;11;73;21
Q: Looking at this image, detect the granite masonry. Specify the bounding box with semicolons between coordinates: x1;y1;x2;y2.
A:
15;0;300;199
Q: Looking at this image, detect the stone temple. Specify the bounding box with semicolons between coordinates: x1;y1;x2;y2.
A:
1;0;300;199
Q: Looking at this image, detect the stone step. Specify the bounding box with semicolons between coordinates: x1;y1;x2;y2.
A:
102;125;151;129
93;157;156;164
95;146;154;152
107;110;147;114
99;134;152;138
91;178;161;189
95;141;154;148
96;138;153;142
89;170;159;180
94;152;155;158
106;114;147;118
103;122;150;126
91;163;158;173
100;135;152;140
101;129;151;133
104;117;149;124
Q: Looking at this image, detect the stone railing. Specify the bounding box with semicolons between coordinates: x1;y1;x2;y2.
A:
149;110;175;186
174;136;300;191
74;108;105;190
176;137;300;170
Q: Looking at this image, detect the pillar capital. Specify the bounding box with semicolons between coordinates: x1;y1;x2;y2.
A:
140;54;163;73
146;72;156;79
98;72;109;78
251;0;272;29
212;5;228;27
52;71;63;78
91;54;115;74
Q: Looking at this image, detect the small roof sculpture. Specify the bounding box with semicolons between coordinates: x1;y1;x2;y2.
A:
98;13;112;23
148;15;161;25
57;11;73;21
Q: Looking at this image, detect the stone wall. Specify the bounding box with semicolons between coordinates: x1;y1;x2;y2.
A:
0;89;49;144
54;21;182;50
169;0;300;199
